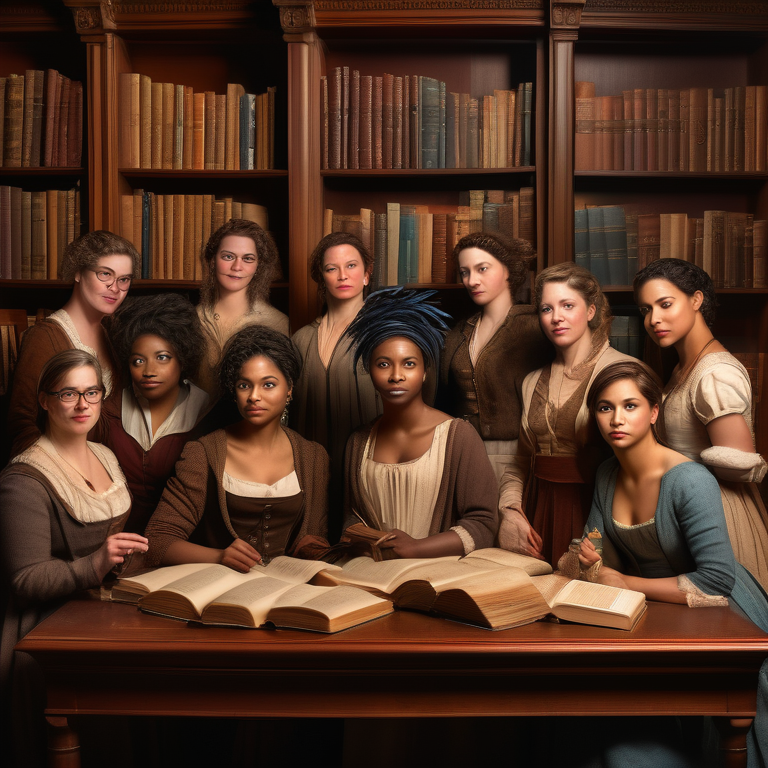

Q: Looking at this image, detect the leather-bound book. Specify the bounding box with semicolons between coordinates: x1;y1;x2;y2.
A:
341;67;349;169
0;186;10;277
393;76;403;170
574;207;589;273
161;83;174;170
431;213;448;283
645;89;658;172
402;75;410;169
688;87;708;173
632;88;647;172
438;81;446;169
667;89;680;172
417;210;433;283
9;186;21;278
21;190;31;279
0;78;5;166
574;84;595;172
467;97;479;169
733;86;745;172
386;202;400;286
756;86;767;172
659;212;688;260
744;221;754;288
349;69;360;170
706;89;715;172
193;92;205;170
67;81;82;168
744;85;756;172
242;93;256;170
57;191;67;269
30;190;46;279
65;188;75;250
173;193;184;279
183;194;195;279
45;189;58;279
604;205;629;286
753;219;767;288
320;75;328;170
201;195;213;261
358;75;372;169
118;73;140;169
4;74;24;167
446;92;458;169
678;88;690;172
600;94;615;171
255;92;264;169
409;74;419;169
507;89;517;168
724;88;734;171
493;90;507;169
203;91;216;170
223;196;233;223
372;212;387;290
622;90;633;171
267;86;276;170
658;91;669;173
521;82;532;167
519;186;535;247
182;86;193;170
692;217;704;270
139;75;151;169
214;94;226;170
141;191;151;279
373;76;383;169
132;188;143;256
703;210;725;286
328;67;341;170
193;194;204;281
714;97;724;172
164;194;174;279
500;191;519;240
382;73;394;169
30;70;46;166
637;213;660;270
57;76;71;170
723;212;751;288
151;82;163;169
359;207;374;254
225;82;245;170
154;194;164;279
481;94;492;169
586;206;609;285
22;70;36;166
459;93;469;169
212;199;225;233
42;69;59;167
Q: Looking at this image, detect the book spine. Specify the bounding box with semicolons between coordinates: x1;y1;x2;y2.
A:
645;89;658;172
57;76;71;170
320;75;328;170
151;82;163;169
139;75;152;169
656;89;668;173
30;190;46;279
667;89;680;172
192;92;205;170
373;76;383;170
393;76;403;170
733;85;746;172
182;85;193;170
22;70;35;166
4;75;24;167
349;69;360;170
173;84;184;170
214;94;226;170
329;67;341;170
359;76;373;170
678;88;689;171
382;73;394;169
402;75;410;170
622;90;633;171
341;67;349;170
688;87;708;173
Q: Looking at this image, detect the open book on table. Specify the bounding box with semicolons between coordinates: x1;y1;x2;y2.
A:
113;556;393;633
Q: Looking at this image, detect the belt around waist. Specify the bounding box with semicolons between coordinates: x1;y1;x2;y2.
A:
534;454;590;484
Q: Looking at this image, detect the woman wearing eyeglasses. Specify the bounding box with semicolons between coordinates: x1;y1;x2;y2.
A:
8;230;140;458
0;349;148;766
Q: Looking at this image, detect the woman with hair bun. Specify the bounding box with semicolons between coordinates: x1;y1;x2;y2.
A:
342;287;498;559
440;232;551;484
499;262;634;565
144;325;329;570
106;293;209;533
196;218;289;402
8;230;140;457
634;257;768;590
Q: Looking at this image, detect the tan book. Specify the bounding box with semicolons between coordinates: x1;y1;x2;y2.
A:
30;190;46;279
118;73;140;168
225;82;245;170
151;82;163;169
161;83;174;169
139;74;152;169
192;194;203;281
66;188;75;249
203;91;216;169
756;86;767;173
201;195;213;268
115;558;391;634
21;70;37;166
213;199;226;232
173;84;184;170
173;193;184;278
182;85;193;170
417;211;433;283
184;194;195;279
215;94;226;170
4;74;24;167
131;188;143;258
57;76;71;169
231;201;242;219
29;71;44;167
745;85;756;172
57;190;67;270
45;189;58;278
574;82;596;171
153;194;164;279
9;186;21;278
20;190;32;279
192;92;205;170
688;87;708;173
43;69;60;167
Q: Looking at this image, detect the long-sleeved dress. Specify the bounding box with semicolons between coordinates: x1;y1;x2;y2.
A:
499;342;631;565
657;350;768;592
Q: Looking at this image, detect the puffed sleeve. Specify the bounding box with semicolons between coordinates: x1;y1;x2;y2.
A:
692;362;752;425
143;440;211;566
0;473;104;605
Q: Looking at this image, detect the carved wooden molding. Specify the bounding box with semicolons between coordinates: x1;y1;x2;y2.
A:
312;0;543;9
63;1;116;33
0;3;65;31
113;0;252;10
585;0;767;12
273;0;316;33
551;0;586;29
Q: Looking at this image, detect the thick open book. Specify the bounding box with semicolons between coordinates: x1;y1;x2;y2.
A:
114;557;393;633
314;549;646;631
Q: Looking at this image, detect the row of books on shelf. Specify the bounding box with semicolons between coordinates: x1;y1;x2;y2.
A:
321;67;533;170
1;70;83;168
118;74;276;171
326;188;534;286
575;82;768;172
120;191;268;281
575;204;767;289
0;186;81;280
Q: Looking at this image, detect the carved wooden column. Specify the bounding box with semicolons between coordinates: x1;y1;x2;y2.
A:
548;0;585;264
275;0;324;330
64;0;118;232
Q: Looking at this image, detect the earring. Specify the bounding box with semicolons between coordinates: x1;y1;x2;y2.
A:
422;373;427;382
281;393;292;425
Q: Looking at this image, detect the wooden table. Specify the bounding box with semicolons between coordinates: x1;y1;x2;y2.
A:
17;598;768;768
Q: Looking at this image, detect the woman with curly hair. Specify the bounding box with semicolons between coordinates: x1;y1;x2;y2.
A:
196;218;289;401
106;293;210;533
342;287;498;559
8;230;140;457
634;257;768;590
498;262;635;565
290;232;381;538
440;231;551;485
144;325;329;570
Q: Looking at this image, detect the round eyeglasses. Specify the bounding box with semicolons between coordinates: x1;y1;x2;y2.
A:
46;388;105;404
88;267;133;291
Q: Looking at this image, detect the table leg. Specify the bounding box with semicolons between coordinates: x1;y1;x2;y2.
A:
714;717;752;768
46;715;80;768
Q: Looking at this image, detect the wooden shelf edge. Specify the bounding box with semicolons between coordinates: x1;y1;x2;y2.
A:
322;167;535;177
0;167;85;176
575;171;768;180
119;170;288;179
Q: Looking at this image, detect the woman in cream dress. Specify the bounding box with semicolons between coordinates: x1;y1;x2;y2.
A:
634;257;768;591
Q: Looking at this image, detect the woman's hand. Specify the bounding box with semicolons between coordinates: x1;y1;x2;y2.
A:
578;537;602;567
377;529;421;559
94;532;149;580
498;507;545;560
220;539;262;572
595;565;629;590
